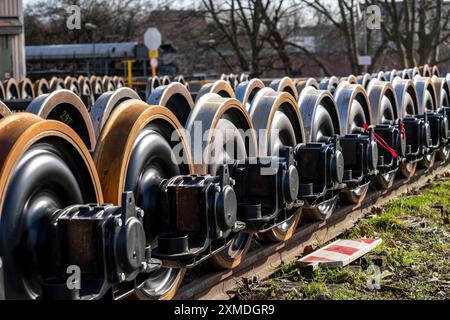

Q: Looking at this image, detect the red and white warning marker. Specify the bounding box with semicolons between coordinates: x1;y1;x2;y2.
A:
298;238;382;269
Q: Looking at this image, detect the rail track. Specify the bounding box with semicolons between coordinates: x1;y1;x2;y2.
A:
174;160;450;300
0;63;449;300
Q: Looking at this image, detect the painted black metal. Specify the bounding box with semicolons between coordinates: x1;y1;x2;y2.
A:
295;137;344;198
2;98;33;111
232;147;302;232
0;257;4;300
427;111;449;150
403;114;431;162
0;141;99;299
152;150;303;267
340;130;378;188
152;166;245;268
441;107;450;137
41;192;156;300
373;122;405;170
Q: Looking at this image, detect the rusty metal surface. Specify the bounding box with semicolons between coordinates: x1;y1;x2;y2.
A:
175;187;201;233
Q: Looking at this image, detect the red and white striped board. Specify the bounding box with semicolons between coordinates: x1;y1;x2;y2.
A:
298;238;382;269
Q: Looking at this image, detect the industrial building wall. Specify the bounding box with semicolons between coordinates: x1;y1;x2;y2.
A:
11;31;25;80
0;0;25;80
0;0;22;16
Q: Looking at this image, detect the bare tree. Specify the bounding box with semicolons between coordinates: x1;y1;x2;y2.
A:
25;0;155;45
201;0;271;77
259;0;333;75
375;0;450;67
303;0;388;74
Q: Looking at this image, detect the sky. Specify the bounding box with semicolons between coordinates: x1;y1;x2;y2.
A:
22;0;199;9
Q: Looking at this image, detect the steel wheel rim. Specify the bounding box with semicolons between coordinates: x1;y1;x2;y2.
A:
90;88;141;139
0;101;12;119
399;162;417;178
348;98;368;133
0;114;102;299
94;101;193;298
19;79;34;99
147;83;193;126
26;89;96;151
312;103;336;141
126;124;184;299
249;90;303;241
187;94;256;267
5;79;19;100
421;152;436;169
438;145;450;161
210;111;253;263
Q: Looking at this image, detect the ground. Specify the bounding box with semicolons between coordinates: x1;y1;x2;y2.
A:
236;173;450;300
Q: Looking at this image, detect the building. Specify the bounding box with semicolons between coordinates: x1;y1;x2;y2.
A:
0;0;25;80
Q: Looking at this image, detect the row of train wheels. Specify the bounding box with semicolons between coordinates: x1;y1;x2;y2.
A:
0;63;449;300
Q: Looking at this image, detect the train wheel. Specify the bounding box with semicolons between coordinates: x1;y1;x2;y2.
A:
146;76;161;99
186;93;257;269
235;78;265;110
0;81;5;100
367;80;399;189
205;234;252;269
372;171;396;189
33;78;49;97
147;82;194;126
49;77;65;92
344;74;358;84
161;76;171;86
319;76;339;95
196;80;236;102
78;76;95;111
0;114;103;299
357;73;372;89
65;77;80;96
18;78;35;99
94;100;193;299
437;145;450;161
247;89;304;242
174;75;186;86
340;183;370;204
392;78;420;178
0;101;12;119
4;78;19;100
398;162;418;178
335;83;375;204
90;87;141;139
90;76;104;99
26;89;96;152
102;76;115;92
257;211;302;243
298;87;342;220
420;152;436;169
295;78;319;95
269;77;299;101
113;76;125;89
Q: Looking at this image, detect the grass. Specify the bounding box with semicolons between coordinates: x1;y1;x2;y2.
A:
235;176;450;300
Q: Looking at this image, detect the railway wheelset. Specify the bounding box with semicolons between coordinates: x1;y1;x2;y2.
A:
1;75;126;114
0;64;449;300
